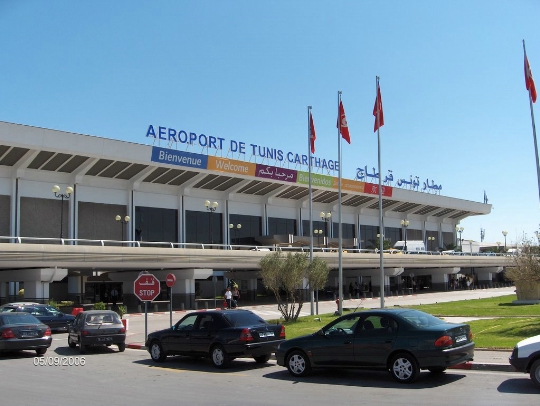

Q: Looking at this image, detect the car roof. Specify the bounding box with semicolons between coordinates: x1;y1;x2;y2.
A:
80;310;118;315
2;302;40;306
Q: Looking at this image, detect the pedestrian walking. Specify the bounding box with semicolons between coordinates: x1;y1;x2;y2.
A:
224;287;233;309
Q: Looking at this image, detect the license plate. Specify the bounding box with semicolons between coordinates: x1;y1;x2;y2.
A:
259;332;275;338
455;335;467;343
97;337;113;342
21;331;38;338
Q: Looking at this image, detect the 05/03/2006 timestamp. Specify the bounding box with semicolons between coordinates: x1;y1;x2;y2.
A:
34;356;86;366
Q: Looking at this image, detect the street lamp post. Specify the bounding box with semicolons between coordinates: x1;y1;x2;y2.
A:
320;211;332;248
205;200;219;244
502;230;508;251
115;215;130;242
229;223;241;246
400;220;409;251
456;226;464;249
427;236;435;252
52;185;73;239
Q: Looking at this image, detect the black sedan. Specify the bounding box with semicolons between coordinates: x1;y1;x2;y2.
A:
0;312;52;355
0;303;75;332
276;309;474;383
67;310;126;353
146;309;285;368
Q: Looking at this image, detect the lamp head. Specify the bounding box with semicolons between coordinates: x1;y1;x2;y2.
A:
204;200;211;208
115;215;121;221
52;185;60;193
124;216;130;223
65;186;74;195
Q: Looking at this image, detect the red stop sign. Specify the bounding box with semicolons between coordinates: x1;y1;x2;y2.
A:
166;273;176;288
134;274;161;302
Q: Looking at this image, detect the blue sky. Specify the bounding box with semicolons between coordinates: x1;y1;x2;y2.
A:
1;0;539;246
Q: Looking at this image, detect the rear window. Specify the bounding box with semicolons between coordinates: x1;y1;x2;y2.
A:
84;313;120;325
399;310;445;328
223;311;267;327
0;313;41;325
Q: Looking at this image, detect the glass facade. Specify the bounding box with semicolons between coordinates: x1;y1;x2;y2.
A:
229;214;262;245
185;210;223;244
360;225;379;249
135;206;178;243
267;217;296;235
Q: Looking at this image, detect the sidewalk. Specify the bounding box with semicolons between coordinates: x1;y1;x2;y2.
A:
124;287;516;372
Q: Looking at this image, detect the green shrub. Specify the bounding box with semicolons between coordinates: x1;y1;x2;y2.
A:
47;299;59;309
93;301;106;310
116;305;127;318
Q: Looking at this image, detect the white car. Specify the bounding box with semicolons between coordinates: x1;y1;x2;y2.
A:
509;334;540;388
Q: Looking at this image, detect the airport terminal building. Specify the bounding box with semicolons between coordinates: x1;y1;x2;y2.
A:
0;121;496;308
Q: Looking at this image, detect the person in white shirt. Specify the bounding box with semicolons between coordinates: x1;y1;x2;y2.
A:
224;287;232;309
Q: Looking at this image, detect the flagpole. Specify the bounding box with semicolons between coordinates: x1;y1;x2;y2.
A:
308;106;315;315
337;91;343;316
376;76;385;309
523;40;540;206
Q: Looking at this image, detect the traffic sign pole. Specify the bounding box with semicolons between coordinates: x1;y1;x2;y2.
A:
165;273;176;328
144;301;148;342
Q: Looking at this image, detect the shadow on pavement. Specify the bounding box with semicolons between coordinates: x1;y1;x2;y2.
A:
132;355;278;373
497;378;540;394
263;368;466;389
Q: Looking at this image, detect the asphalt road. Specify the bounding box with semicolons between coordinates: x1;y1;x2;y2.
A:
0;334;538;406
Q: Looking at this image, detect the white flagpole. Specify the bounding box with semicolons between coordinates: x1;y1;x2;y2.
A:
337;91;343;316
523;40;540;207
376;76;385;309
308;106;315;315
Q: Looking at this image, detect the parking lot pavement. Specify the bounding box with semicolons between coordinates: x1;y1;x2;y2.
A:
124;286;517;372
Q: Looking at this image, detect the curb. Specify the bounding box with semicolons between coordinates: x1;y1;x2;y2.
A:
127;343;146;350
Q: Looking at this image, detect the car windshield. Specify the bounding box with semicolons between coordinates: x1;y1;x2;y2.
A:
223;311;266;327
0;313;40;325
22;305;61;316
85;313;120;325
399;310;446;328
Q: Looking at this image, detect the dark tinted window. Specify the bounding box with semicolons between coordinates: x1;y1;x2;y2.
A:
0;313;40;325
223;311;266;327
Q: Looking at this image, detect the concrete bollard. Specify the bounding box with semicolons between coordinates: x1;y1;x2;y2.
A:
180;302;185;311
205;301;209;309
137;304;142;313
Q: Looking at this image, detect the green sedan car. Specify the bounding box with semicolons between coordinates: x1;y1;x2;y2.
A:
276;308;474;383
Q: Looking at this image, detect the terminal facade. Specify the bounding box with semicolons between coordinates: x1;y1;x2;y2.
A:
0;121;496;308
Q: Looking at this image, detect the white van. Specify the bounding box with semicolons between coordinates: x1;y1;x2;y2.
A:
393;240;426;252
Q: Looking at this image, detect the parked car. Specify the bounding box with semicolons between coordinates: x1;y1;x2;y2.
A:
0;303;75;332
509;334;540;388
146;309;285;368
0;312;52;355
276;309;474;383
67;310;126;353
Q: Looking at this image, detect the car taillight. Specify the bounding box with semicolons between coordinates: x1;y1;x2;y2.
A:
1;328;15;339
44;327;52;336
239;328;254;342
434;335;453;348
119;327;126;333
468;331;473;341
279;325;286;338
81;330;90;336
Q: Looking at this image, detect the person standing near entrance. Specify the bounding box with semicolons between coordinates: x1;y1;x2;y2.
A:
110;287;119;306
224;287;233;309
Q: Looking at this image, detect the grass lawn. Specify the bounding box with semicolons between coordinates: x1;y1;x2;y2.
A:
270;295;540;349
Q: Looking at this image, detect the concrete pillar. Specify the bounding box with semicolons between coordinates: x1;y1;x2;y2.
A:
431;273;449;291
23;281;48;303
476;267;503;288
0;282;8;304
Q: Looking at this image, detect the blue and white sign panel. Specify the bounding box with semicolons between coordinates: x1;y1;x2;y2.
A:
151;146;208;169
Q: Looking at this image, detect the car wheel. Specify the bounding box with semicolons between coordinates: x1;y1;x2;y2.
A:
428;366;447;374
210;345;230;368
149;340;167;362
68;335;77;349
286;350;311;377
530;359;540;388
118;343;126;352
35;348;47;356
253;354;271;364
389;353;419;383
79;338;86;354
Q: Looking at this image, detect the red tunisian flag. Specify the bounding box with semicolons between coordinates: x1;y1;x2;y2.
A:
310;112;316;153
373;84;385;132
337;100;351;143
525;54;537;103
